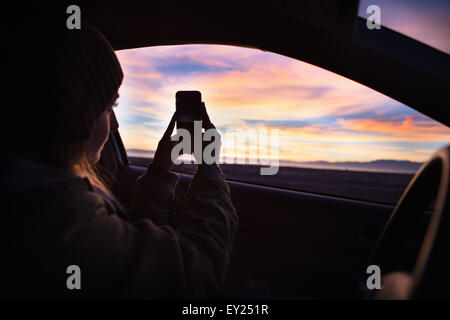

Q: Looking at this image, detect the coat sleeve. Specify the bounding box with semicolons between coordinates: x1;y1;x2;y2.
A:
177;163;238;284
60;163;238;298
129;164;180;225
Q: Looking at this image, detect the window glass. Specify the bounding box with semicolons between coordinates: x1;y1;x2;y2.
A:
115;45;450;204
358;0;450;54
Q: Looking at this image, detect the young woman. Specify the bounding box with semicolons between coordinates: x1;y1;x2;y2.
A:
5;22;238;299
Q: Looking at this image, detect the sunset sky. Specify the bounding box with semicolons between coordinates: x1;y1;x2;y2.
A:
114;1;449;163
359;0;450;54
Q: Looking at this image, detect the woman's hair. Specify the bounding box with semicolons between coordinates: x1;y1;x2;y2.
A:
6;18;125;211
61;140;124;212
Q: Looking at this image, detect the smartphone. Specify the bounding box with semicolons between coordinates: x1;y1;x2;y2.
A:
176;91;202;136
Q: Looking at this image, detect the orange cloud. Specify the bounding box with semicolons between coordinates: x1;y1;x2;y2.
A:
338;116;449;141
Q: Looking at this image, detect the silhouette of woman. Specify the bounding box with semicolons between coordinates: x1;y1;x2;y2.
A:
4;20;237;299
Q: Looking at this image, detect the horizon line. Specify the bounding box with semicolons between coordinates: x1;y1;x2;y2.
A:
125;148;425;165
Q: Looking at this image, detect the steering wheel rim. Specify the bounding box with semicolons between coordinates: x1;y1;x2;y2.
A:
367;145;450;299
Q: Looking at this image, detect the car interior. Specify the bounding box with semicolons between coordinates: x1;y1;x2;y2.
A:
81;1;449;299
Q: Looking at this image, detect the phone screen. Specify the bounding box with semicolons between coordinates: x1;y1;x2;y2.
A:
176;91;202;133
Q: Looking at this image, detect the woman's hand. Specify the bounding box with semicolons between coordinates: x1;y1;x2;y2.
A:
193;102;221;164
152;112;178;171
200;102;215;130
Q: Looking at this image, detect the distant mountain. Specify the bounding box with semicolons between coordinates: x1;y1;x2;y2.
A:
283;159;423;173
126;148;155;157
125;148;423;174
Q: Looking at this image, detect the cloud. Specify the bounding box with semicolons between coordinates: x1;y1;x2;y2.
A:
114;44;450;162
337;115;450;141
244;119;312;128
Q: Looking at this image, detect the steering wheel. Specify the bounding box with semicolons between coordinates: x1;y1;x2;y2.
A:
366;145;450;299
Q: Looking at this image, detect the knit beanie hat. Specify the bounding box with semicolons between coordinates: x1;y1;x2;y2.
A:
8;19;123;148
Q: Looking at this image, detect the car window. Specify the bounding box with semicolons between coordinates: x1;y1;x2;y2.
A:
114;45;450;205
358;0;450;54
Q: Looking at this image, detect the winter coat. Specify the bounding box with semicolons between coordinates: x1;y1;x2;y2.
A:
4;155;238;299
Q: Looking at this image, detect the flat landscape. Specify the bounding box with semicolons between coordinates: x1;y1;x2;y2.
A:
129;156;415;204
